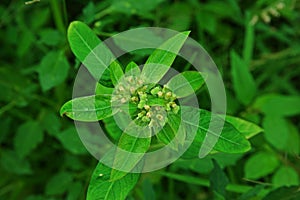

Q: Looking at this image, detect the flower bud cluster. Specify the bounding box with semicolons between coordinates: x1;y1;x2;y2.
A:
111;75;144;104
112;75;180;127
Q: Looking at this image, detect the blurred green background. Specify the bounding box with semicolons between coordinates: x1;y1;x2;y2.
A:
0;0;299;199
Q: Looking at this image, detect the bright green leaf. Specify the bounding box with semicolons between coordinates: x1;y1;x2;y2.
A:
14;121;44;158
141;31;190;83
67;21;116;82
60;95;114;122
244;152;279;179
165;71;206;98
87;161;139;200
225;115;263;139
110;61;124;86
110;123;151;181
95;82;114;95
182;107;251;158
156;113;186;151
230;50;256;105
125;61;141;76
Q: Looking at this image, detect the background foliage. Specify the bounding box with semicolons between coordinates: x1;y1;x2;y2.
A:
0;0;299;199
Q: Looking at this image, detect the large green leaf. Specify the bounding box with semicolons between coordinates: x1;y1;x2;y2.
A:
225;115;263;139
60;95;114;121
110;122;151;181
67;21;117;82
141;31;190;83
87;161;139;200
165;71;206;98
230;50;256;105
182;107;251;158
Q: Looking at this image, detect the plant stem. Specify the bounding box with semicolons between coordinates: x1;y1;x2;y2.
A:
50;0;66;34
157;171;270;194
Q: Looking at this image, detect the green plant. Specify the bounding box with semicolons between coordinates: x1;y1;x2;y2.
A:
60;21;262;200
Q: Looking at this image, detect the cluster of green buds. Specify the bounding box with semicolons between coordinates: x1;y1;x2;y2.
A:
133;85;180;127
111;75;144;104
112;75;180;128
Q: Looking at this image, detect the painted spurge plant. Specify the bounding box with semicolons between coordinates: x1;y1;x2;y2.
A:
60;21;262;199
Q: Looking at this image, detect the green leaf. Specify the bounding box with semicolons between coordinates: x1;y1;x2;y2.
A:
244;152;279;180
156;113;186;151
225;115;263;139
95;82;114;95
56;127;88;155
230;50;256;105
46;171;73;195
263;186;300;200
103;116;123;142
141;31;190;83
238;185;264;200
38;51;70;91
253;94;300;117
263;116;290;150
182;107;251;158
0;150;32;175
165;71;206;98
40;110;61;136
272;166;299;187
243;12;255;65
39;28;64;46
125;61;141;76
67;21;116;82
110;121;151;181
87;161;139;200
142;179;156;200
110;61;124;86
14;121;44;158
82;1;96;24
110;0;164;16
67;181;84;200
60;95;114;122
209;160;229;199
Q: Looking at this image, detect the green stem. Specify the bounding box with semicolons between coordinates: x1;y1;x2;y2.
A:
157;171;270;194
50;0;66;34
0;101;16;116
94;7;113;20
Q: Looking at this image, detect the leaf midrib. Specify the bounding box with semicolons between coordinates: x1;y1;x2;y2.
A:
73;25;106;68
